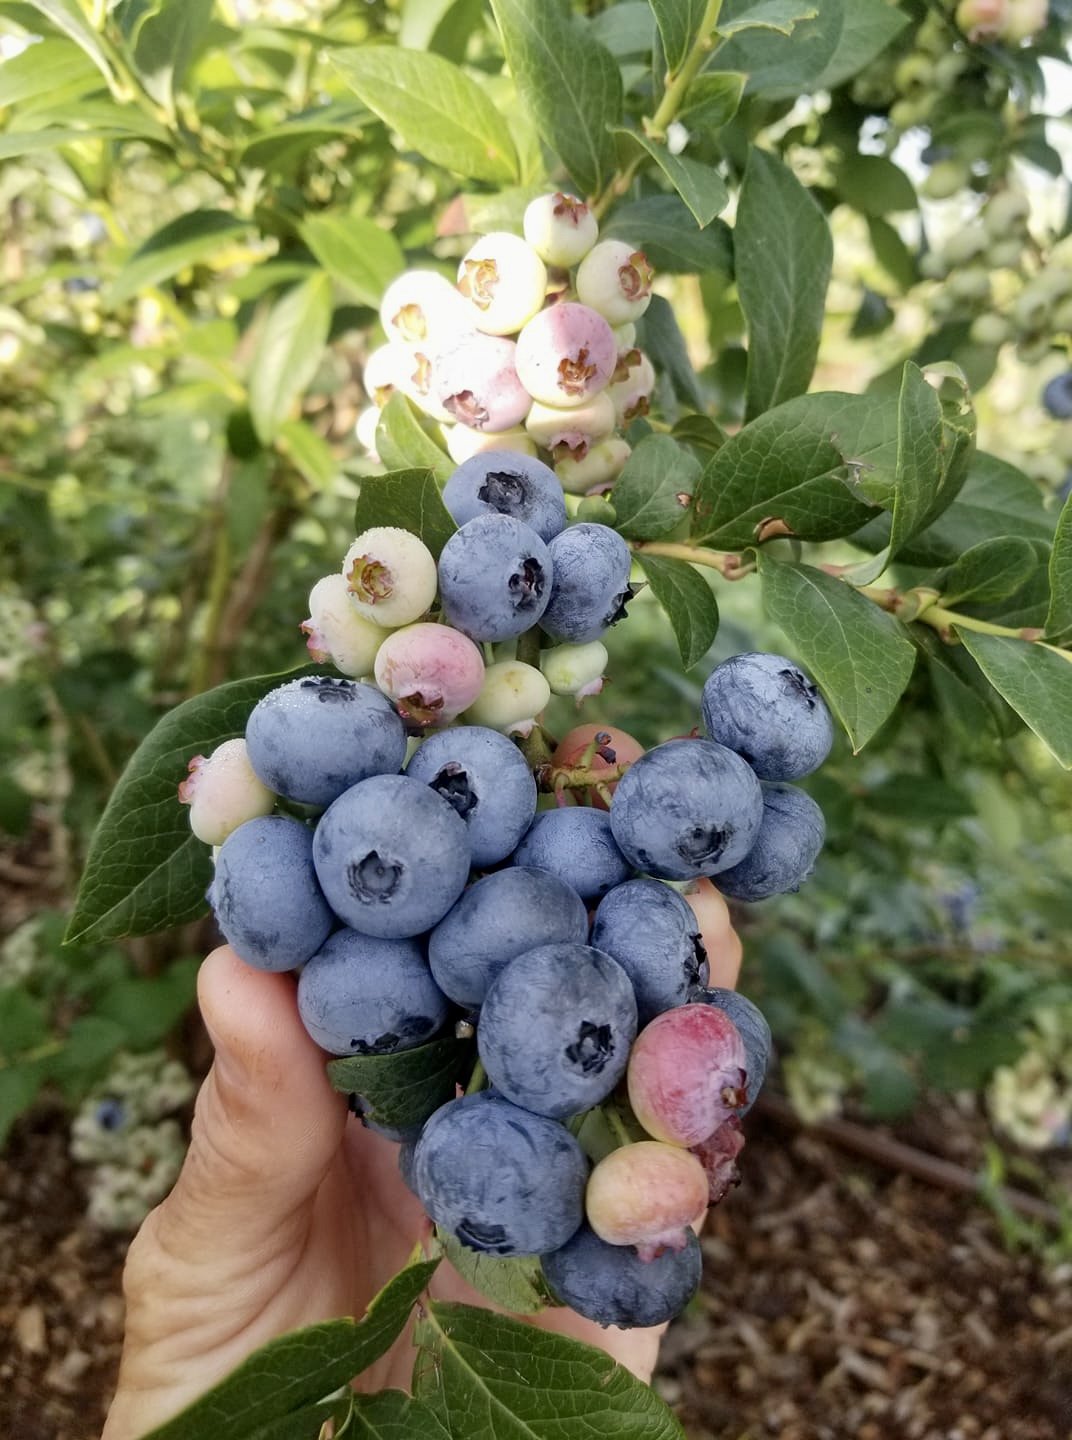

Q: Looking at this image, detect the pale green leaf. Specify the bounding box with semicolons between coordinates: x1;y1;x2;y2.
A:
649;0;707;70
276;420;339;491
611;127;728;227
299;211;404;307
249;274;333;444
955;632;1072;768
106;210;248;308
678;71;746;131
719;0;818;36
0;38;96;106
1045;495;1072;643
712;0;844;98
812;0;910;89
602;196;732;274
128;0;213;110
15;0;118;87
941;538;1040;607
375;394;453;484
436;1233;549;1316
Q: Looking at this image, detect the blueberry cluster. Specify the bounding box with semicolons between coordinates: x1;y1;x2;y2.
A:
356;191;655;495
180;636;834;1329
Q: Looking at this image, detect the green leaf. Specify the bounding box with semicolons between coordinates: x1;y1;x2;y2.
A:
954;632;1072;768
331;46;518;185
611;434;700;539
97;960;200;1046
678;71;746;131
610;128;729;227
0;37;96;106
811;0;909;88
350;1391;450;1439
16;0;119;88
0;125;149;159
719;0;818;35
141;1260;440;1440
866;774;973;823
0;1064;47;1148
299;212;404;307
671;413;728;455
239;103;371;171
649;0;707;70
353;467;458;559
276;420;339;491
867;216;918;292
489;0;622;196
713;0;844;98
399;0;486;62
414;1301;685;1439
436;1233;549;1316
835;154;916;216
736;147;832;420
0;988;50;1058
914;626;1017;748
691;391;890;549
758;556;915;750
327;1035;474;1130
65;667;315;946
106;210;248;308
602;196;732;274
249;274;333;444
636;553;719;668
636;295;704;410
1045;495;1072;643
375;394;453;485
940;537;1040;607
589;1;655;57
128;0;213;110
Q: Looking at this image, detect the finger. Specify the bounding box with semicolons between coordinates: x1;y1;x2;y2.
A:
154;946;347;1256
706;927;742;989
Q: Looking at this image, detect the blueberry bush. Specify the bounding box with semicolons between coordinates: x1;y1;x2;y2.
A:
2;0;1072;1434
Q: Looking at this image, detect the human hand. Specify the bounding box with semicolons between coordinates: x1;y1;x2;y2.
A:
103;927;741;1440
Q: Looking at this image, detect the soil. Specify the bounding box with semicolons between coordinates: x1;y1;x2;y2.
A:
2;1093;1070;1440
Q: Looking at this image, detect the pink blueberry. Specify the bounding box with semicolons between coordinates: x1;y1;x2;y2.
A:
373;622;485;726
627;1003;748;1149
515;302;618;409
585;1140;708;1261
434;333;531;432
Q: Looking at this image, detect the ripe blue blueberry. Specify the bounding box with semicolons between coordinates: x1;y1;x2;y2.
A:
442;451;567;543
541;1225;702;1329
540;523;632;645
1043;371;1072;420
406;725;537;867
715;782;826;902
210;815;335;971
413;1091;587;1255
701;652;834;781
512;807;632;901
609;738;763;880
297;929;449;1057
478;943;638;1119
696;989;771;1115
591;879;709;1026
313;774;470;937
437;514;552;643
245;677;406;807
429;866;589;1008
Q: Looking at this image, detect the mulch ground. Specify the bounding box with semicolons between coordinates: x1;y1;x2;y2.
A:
3;1096;1071;1440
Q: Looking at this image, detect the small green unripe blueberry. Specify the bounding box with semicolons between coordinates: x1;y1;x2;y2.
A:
1052;297;1072;333
525;393;616;454
576;495;617;526
934;51;969;87
343;527;438;627
919;251;948;281
893;54;935;92
1016;335;1052;364
984;189;1031;238
540;640;609;699
970;312;1012;346
1012;286;1052;333
948;267;992;304
987;239;1025;270
943;227;988;267
922;159;970;201
556;437;632;495
612;322;637;351
464;659;551;735
889;95;933;129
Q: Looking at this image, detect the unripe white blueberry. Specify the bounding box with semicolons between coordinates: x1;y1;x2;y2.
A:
1001;0;1048;42
362;343;409;407
515;302;618;409
524;393;616;455
398;346;454;424
612;322;637;350
446;423;538;465
970;312;1012;347
355;406;381;457
934;51;969;87
555;437;632;495
1013;284;1050;333
894;54;934;91
178;738;274;846
343;527;438;627
987;239;1026;270
606;348;656;424
889;96;933;130
464;659;551;736
942;227;987;267
919;252;947;281
457;232;548;337
575;240;655;326
379;269;472;345
1053;297;1072;333
301;574;390;677
955;0;1007;39
984;189;1031;237
434;333;531;432
540;640;608;699
947;267;991;304
523;192;599;269
922;159;969;201
373;622;485;726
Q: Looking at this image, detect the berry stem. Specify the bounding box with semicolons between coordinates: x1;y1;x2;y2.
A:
860;584;1070;655
515;626;542;668
604;1105;634;1150
629;539;754;579
537;760;635;792
465;1059;487;1096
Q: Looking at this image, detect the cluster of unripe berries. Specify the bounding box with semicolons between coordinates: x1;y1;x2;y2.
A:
179;620;834;1325
356;191;655;496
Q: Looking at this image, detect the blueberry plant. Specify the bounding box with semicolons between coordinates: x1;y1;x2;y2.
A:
2;0;1072;1433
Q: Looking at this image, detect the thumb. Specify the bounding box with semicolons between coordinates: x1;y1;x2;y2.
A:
154;945;348;1255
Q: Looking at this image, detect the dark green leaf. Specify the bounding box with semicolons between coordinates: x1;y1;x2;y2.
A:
691;391;890;548
327;1035;474;1129
678;71;746;131
866;775;973;823
713;0;844;99
1045;495;1072;642
719;0;819;35
489;0;622;196
128;0;213;110
636;553;719;668
602;196;732;274
867;216;918;292
636;295;704;410
0;37;96;105
914;626;1017;748
610;128;729;227
736;147;832;420
0;988;50;1058
954;632;1072;768
350;1390;450;1439
331;48;517;184
353;467;458;559
65;666;315;945
249;274;333;444
835;154;916;216
759;556;915;750
649;0;707;70
940;537;1040;606
106;210;248;308
414;1301;685;1440
299;212;404;307
96;960;200;1046
375;395;453;485
671;412;728;455
811;0;909;88
611;434;700;539
0;1064;47;1148
436;1233;548;1315
141;1260;440;1440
